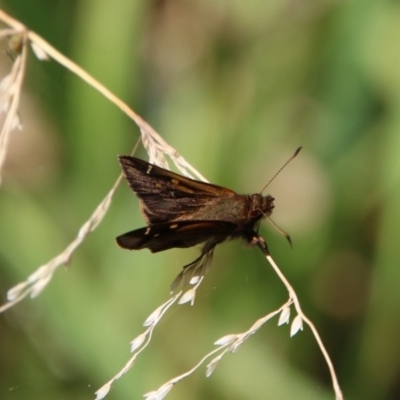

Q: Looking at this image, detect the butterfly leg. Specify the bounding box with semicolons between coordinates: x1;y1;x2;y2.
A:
170;242;218;292
255;235;270;255
247;232;270;255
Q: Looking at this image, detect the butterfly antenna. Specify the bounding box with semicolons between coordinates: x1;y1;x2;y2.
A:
267;216;293;248
260;146;302;194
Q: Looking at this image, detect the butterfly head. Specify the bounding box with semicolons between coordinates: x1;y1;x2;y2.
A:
248;194;275;221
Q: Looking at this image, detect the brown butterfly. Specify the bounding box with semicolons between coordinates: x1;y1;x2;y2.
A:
116;149;300;288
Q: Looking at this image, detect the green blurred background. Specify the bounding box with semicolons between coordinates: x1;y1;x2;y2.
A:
1;1;399;399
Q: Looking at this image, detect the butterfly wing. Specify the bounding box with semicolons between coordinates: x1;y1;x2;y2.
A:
116;220;239;253
118;156;237;224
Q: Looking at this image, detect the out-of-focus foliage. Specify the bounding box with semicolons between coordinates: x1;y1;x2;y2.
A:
1;1;399;399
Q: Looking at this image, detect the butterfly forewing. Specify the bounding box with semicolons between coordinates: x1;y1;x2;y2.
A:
118;156;237;224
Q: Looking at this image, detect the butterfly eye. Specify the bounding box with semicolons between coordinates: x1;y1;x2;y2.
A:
248;209;263;221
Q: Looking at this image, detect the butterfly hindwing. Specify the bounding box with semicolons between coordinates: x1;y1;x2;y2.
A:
116;220;239;253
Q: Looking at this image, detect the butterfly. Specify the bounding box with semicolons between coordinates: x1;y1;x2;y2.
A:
116;149;300;289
